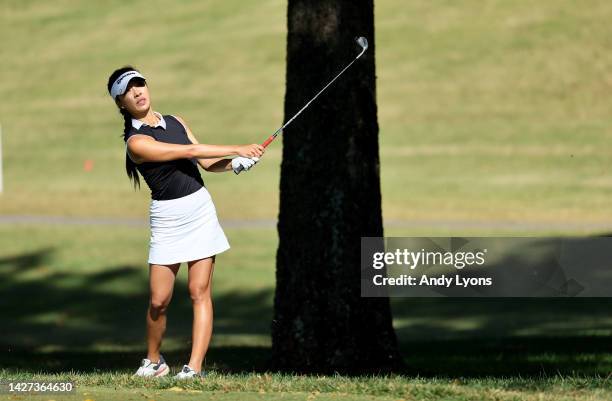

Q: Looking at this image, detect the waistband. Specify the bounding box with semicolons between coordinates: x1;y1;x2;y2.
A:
150;186;208;206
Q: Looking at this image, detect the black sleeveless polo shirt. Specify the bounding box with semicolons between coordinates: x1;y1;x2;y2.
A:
125;114;204;201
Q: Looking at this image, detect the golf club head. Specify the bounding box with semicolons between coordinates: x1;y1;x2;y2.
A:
355;36;368;51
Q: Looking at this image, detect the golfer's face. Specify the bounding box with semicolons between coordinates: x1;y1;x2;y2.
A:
120;79;150;115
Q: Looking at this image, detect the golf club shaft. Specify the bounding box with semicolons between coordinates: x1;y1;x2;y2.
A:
235;38;368;174
261;47;367;148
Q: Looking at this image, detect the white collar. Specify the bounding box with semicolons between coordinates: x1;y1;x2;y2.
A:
131;111;166;130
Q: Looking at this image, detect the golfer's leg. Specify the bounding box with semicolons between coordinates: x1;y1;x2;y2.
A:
147;263;180;363
186;256;215;372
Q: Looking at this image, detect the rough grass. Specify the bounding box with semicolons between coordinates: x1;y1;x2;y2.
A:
2;225;612;399
1;371;611;401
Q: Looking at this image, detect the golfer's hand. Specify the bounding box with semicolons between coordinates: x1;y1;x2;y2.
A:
237;144;264;158
232;156;259;174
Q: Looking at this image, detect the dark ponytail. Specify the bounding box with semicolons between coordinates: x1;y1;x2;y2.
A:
107;65;141;190
120;107;141;190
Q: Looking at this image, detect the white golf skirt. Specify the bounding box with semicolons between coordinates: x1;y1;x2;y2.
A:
148;186;230;265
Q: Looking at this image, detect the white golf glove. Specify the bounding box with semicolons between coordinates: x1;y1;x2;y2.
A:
232;156;259;174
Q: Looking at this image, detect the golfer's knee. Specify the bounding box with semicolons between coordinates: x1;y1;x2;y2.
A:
149;297;171;314
188;283;211;304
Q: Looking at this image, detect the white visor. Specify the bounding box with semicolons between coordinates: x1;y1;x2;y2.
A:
109;70;146;99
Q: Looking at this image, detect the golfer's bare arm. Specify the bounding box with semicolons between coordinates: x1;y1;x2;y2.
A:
127;131;263;165
173;115;234;172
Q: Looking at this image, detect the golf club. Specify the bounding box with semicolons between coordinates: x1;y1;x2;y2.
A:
235;36;369;174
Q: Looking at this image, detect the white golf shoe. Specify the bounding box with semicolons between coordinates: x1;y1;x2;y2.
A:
174;364;204;379
134;354;169;378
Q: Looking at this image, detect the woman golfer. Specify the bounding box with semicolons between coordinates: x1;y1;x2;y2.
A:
107;66;264;379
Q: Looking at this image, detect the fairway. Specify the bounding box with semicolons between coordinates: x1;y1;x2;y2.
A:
0;0;611;226
2;0;612;400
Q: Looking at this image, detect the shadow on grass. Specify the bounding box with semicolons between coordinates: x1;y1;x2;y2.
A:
392;298;612;377
0;247;273;374
2;248;611;377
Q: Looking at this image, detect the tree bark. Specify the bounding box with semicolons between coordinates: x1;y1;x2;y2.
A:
272;0;403;373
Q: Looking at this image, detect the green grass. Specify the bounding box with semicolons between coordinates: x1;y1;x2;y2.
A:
1;0;611;226
1;372;611;401
2;225;612;399
2;0;612;399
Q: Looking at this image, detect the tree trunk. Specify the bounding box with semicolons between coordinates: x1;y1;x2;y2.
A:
272;0;403;373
